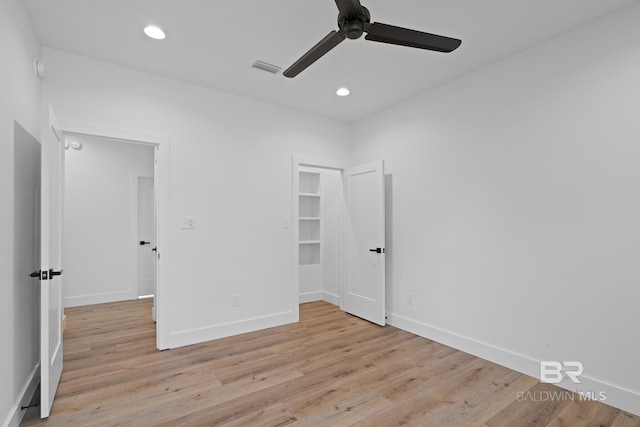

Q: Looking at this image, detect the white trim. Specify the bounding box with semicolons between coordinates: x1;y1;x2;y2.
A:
386;312;539;377
3;364;40;427
64;290;136;308
386;312;640;417
294;155;348;171
321;291;340;306
57;119;168;146
299;291;341;306
299;291;323;304
57;119;170;349
166;311;297;349
564;375;640;417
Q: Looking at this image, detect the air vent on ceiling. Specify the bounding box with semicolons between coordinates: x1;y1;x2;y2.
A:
252;60;282;74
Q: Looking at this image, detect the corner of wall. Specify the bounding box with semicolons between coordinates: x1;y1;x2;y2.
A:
387;312;640;416
2;364;39;427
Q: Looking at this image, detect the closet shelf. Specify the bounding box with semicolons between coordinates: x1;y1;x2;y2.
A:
299;170;321;267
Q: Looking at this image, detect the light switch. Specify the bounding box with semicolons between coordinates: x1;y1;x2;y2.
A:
180;216;195;229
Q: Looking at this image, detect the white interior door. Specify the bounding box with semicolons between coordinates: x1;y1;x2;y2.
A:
137;177;156;298
40;105;65;418
342;160;386;326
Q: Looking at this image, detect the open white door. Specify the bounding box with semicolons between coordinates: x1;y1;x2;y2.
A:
343;160;386;326
40;105;64;418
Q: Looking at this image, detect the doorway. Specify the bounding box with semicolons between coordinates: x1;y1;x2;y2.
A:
64;135;155;312
292;156;386;326
297;165;343;305
58;118;170;350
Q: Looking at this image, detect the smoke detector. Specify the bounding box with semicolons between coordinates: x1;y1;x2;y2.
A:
34;60;46;78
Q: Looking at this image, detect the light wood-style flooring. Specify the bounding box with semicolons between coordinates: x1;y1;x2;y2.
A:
21;299;640;426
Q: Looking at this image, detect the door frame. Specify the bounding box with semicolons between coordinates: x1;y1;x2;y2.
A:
291;156;348;321
58;119;171;350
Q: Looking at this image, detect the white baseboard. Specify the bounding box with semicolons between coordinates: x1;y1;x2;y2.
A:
299;291;340;305
64;290;135;308
321;292;340;306
166;311;297;349
3;364;40;427
386;312;640;417
564;374;640;417
299;291;323;304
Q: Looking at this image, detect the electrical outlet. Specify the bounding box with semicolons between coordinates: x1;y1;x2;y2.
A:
407;292;415;306
232;294;240;307
180;216;195;229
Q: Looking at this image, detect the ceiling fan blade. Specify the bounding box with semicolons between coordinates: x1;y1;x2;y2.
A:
364;22;461;53
334;0;363;17
283;30;346;78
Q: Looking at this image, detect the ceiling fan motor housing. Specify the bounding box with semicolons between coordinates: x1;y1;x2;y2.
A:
338;6;371;39
344;21;363;39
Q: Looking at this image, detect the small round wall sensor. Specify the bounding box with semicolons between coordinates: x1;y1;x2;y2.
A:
34;60;46;78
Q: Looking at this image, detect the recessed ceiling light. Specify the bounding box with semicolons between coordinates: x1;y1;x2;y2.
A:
144;25;166;40
336;87;350;97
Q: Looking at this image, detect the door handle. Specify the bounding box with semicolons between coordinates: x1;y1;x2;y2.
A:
152;247;157;252
50;269;63;277
369;248;385;254
30;269;62;280
140;241;151;245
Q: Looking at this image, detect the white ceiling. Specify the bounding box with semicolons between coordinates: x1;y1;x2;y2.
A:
25;0;639;122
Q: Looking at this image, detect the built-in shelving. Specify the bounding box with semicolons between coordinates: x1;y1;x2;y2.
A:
299;171;321;266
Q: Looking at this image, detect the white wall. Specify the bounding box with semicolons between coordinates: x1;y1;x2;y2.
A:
352;3;640;415
0;1;42;426
41;48;351;348
64;136;154;307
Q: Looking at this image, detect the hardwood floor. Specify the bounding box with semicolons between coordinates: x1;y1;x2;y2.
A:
22;300;640;426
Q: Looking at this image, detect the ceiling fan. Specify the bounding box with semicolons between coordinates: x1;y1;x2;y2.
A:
283;0;462;78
